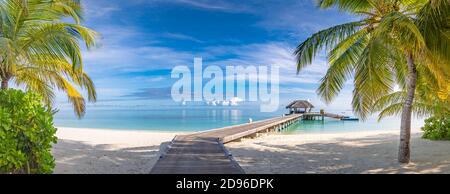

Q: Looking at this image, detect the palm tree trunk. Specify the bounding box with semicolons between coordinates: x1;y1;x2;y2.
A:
0;54;7;90
1;79;8;89
1;74;9;89
398;52;417;164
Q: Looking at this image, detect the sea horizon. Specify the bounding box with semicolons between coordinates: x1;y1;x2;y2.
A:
54;105;426;133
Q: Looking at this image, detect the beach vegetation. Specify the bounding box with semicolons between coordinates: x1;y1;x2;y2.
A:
294;0;450;163
0;89;57;174
422;116;450;140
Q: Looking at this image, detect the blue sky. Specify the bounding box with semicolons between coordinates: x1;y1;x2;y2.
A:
57;0;357;111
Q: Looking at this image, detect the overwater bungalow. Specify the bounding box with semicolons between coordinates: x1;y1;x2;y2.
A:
286;100;360;121
286;100;315;114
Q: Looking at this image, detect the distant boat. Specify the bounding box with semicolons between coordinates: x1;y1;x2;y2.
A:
341;116;359;121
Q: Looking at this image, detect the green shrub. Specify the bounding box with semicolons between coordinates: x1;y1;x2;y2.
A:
422;116;450;141
0;89;57;174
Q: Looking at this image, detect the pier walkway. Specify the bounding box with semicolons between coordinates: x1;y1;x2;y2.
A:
302;112;358;121
150;114;302;174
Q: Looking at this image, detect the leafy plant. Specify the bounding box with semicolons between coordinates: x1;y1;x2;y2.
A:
0;89;57;174
422;116;450;141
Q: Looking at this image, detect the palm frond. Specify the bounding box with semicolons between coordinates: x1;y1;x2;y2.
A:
14;70;55;105
294;21;365;73
317;28;370;103
352;37;396;120
0;0;98;118
316;0;373;13
375;11;426;51
416;0;450;69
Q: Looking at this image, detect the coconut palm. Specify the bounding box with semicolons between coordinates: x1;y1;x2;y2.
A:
0;0;98;117
375;67;450;121
294;0;450;163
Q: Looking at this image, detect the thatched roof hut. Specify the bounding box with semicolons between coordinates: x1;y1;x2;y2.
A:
286;100;314;114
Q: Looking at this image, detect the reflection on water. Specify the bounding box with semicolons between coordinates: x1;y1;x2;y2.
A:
230;109;242;122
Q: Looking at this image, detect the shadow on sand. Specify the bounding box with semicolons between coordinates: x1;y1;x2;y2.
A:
227;133;450;174
52;139;172;174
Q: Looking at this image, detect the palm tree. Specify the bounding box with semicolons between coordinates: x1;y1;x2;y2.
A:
0;0;98;117
294;0;450;163
375;67;450;121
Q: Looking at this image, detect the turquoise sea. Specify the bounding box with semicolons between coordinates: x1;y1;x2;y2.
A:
54;105;425;133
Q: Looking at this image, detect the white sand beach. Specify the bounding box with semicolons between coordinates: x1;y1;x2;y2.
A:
53;128;184;174
53;127;450;174
227;129;450;174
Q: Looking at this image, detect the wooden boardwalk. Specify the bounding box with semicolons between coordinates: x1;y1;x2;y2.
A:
150;114;302;174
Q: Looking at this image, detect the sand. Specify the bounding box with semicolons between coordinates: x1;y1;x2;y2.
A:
227;129;450;174
53;128;184;174
53;127;450;174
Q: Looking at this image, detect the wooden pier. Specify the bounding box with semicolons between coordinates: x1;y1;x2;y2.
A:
301;112;358;121
302;112;345;120
285;100;357;121
150;114;302;174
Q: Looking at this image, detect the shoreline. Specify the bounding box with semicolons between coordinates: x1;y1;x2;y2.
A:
55;126;425;135
55;126;196;134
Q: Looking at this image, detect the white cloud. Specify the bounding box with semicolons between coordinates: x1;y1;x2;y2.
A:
83;45;194;73
159;33;205;43
84;1;121;19
145;0;253;13
82;25;195;74
280;88;316;94
170;0;237;11
203;42;330;85
204;43;295;69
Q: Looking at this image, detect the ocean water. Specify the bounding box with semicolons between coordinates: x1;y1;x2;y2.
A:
54;106;426;133
283;117;424;134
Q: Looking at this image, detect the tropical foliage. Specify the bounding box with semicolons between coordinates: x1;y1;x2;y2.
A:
0;89;57;174
0;0;98;117
422;116;450;140
294;0;450;163
374;65;450;118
